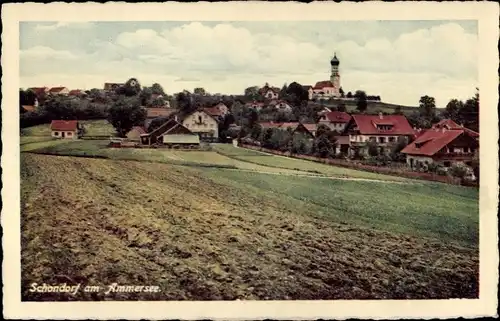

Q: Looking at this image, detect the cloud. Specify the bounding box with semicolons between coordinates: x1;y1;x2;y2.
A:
20;21;478;106
20;46;79;60
34;22;95;31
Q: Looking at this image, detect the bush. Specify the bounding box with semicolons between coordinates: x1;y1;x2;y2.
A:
448;163;469;179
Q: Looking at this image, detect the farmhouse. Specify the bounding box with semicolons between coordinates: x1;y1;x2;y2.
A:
343;113;414;156
182;109;219;140
50;120;82;139
126;126;147;141
318;111;352;132
140;119;200;148
401;121;479;169
48;87;70;95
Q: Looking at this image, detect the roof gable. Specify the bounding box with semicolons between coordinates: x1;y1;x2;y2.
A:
349;114;414;136
50;120;78;131
401;129;465;156
322;111;351;123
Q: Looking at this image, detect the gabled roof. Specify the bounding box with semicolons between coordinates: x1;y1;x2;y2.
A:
146;107;178;119
401;129;469;156
186;109;220;122
313;81;335;89
349;114;414;136
28;87;48;95
50;120;78;131
301;123;318;132
49;87;67;93
259;84;280;95
69;89;84;96
432;119;479;138
321;111;352;123
145;118;192;138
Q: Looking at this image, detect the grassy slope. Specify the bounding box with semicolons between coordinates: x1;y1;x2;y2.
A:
313;99;445;116
21;119;115;136
21;154;478;301
213;144;411;182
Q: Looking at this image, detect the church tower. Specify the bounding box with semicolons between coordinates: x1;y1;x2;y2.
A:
330;53;340;95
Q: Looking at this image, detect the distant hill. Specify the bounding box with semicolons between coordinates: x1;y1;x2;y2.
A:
310;99;445;116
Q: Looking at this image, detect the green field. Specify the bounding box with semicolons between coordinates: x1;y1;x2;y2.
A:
21;119;116;137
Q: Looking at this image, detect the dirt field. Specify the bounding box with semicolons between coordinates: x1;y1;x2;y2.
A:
21;154;478;301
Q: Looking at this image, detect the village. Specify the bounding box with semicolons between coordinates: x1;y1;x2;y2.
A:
21;54;479;185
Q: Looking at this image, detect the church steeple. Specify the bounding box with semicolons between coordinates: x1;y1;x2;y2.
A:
330;52;340;66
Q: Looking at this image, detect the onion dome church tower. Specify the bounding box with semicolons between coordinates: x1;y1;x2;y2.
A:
330;53;340;91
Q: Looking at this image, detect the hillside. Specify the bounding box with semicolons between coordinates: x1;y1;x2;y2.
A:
310;99;445;116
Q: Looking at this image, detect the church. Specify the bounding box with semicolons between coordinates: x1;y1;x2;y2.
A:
311;53;342;99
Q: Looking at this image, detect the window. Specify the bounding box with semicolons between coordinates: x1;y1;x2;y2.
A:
198;116;202;123
54;131;59;136
464;147;469;153
67;132;73;136
378;137;386;143
388;137;395;143
369;137;376;142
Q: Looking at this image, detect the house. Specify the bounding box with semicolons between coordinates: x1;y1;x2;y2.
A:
144;107;178;128
126;126;147;141
204;102;229;118
318;111;352;132
28;87;49;97
259;122;316;138
104;83;124;91
245;101;265;111
269;100;293;112
140;119;200;148
402;121;479;169
259;83;280;100
343;113;415;156
48;87;70;95
182;109;219;140
68;89;86;97
50;120;82;139
301;123;318;137
259;121;285;130
302;85;314;100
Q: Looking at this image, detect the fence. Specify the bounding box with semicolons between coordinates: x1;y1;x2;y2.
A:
239;144;475;186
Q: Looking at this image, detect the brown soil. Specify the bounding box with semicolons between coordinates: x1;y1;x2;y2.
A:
21;154;478;301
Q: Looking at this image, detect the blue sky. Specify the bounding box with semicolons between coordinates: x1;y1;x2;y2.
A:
20;20;478;106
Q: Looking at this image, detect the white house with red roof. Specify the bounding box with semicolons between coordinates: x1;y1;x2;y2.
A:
343;113;415;155
401;120;479;169
50;120;82;139
269;100;293;112
182;109;219;139
318;111;352;132
48;87;70;95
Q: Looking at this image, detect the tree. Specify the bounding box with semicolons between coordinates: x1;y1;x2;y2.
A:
140;87;153;106
291;132;312;155
250;124;262;140
339;87;345;98
393;106;403;115
418;95;436;121
355;90;367;112
346;91;353;98
117;78;142;96
389;136;408;161
442;99;463;122
151;83;165;95
244;86;260;100
367;140;379;157
194;87;206;96
108;97;146;137
176;91;195;115
151;96;167;107
337;103;346;112
459;91;479;132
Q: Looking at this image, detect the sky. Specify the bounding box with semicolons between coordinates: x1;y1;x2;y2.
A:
19;20;478;107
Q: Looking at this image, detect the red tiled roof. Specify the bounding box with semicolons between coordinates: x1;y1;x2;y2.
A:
22;105;35;112
69;89;83;96
350;114;414;135
203;107;224;117
401;129;465;156
146;108;178;118
313;81;335;89
49;87;67;93
259;122;283;129
50;120;78;131
301;123;318;132
321;111;352;123
28;87;48;95
280;122;300;130
432;119;479;138
130;126;147;135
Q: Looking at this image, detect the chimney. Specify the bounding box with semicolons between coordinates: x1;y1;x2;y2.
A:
174;115;178;122
379;112;383;119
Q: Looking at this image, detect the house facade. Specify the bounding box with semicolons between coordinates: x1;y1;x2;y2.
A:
343;113;415;156
50;120;82;139
245;101;265;111
270;100;293;112
182;110;219;139
318;111;352;132
401;121;479;169
259;83;280;100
